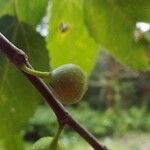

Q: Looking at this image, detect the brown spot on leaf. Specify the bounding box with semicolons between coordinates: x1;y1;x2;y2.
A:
60;22;69;33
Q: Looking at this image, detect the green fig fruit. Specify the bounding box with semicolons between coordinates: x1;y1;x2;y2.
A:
32;137;63;150
21;63;87;104
49;64;87;104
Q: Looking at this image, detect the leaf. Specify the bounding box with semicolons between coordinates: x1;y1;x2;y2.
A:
15;0;48;27
0;0;48;27
4;134;25;150
47;0;98;74
0;15;49;148
0;0;13;17
84;0;150;70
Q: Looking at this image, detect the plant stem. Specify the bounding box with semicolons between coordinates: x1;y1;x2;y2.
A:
54;127;63;142
50;126;63;148
21;64;51;79
0;32;108;150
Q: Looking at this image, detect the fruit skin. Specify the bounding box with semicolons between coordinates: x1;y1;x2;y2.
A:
32;137;63;150
49;64;87;104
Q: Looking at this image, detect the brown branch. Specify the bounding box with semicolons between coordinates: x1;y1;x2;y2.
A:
0;32;107;150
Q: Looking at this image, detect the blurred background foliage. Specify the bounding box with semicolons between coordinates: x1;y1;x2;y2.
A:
0;0;150;150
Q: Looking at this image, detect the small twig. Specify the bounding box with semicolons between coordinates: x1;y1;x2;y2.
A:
0;32;107;150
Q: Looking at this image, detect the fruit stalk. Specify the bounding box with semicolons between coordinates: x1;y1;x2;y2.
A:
50;127;63;149
21;64;51;79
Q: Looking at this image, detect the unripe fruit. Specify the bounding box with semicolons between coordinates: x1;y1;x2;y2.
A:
49;64;87;104
32;137;63;150
21;64;87;104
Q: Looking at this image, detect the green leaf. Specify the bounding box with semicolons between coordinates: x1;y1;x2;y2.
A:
0;0;13;17
15;0;48;27
84;0;150;70
4;134;25;150
0;0;48;27
0;15;49;149
47;0;98;74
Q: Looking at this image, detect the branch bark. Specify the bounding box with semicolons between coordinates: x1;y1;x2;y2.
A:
0;32;107;150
